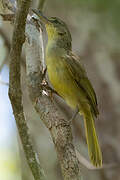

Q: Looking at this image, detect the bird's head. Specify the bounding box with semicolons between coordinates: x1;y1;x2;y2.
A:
32;9;72;49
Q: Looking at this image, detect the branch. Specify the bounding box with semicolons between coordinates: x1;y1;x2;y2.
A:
0;28;11;49
25;16;82;180
0;27;26;72
76;149;118;170
0;75;9;86
0;13;14;21
0;28;10;72
8;1;45;180
1;0;16;12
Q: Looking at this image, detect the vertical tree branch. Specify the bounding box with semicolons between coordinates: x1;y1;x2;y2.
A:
0;28;10;72
8;1;45;180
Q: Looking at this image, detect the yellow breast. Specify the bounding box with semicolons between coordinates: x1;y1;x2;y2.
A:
46;55;68;97
46;54;82;109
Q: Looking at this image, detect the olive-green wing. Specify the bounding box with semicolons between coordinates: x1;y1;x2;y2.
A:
63;53;99;117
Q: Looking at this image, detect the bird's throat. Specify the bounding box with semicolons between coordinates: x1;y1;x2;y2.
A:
46;40;67;58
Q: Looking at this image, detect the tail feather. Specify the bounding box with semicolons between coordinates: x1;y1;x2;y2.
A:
84;113;102;167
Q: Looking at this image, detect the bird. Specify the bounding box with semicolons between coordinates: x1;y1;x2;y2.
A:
32;9;102;167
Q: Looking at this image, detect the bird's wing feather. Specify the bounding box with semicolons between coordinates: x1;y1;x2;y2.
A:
62;53;99;116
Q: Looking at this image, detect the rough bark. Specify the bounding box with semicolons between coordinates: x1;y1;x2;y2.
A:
8;1;45;180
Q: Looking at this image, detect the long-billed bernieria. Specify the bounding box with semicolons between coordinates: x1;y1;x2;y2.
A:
32;9;102;167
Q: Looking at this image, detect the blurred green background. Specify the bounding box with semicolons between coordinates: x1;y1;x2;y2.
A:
0;0;120;179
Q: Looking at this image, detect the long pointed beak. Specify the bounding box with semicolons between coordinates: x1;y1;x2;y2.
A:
32;9;51;25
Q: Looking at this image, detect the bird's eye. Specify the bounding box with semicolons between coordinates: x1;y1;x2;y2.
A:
53;19;59;24
50;18;59;24
58;32;65;35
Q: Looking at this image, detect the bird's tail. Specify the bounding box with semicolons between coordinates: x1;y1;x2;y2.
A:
83;112;102;167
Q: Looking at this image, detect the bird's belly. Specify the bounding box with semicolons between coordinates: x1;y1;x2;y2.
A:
47;59;84;109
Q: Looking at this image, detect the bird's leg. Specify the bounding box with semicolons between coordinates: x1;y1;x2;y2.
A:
42;67;47;80
45;85;59;96
70;106;79;123
41;67;47;88
41;67;61;98
34;68;47;106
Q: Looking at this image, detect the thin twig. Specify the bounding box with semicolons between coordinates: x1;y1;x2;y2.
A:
0;28;10;72
0;81;9;86
0;77;9;86
0;28;10;49
76;149;118;170
0;28;26;73
8;0;45;180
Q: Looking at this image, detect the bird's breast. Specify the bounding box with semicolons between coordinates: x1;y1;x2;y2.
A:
46;55;69;97
46;54;83;109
